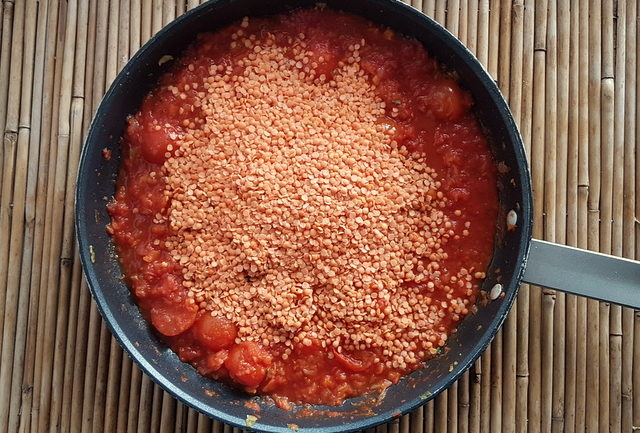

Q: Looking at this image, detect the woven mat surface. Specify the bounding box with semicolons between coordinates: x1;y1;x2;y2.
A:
0;0;639;432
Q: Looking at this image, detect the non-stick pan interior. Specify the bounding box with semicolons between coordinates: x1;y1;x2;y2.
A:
75;0;532;431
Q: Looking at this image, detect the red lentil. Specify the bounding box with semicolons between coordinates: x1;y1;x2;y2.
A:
107;8;498;406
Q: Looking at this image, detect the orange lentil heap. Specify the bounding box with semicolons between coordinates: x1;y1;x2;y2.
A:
156;21;476;372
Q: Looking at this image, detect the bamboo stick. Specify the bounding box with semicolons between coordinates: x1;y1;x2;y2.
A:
486;0;499;78
0;1;14;189
106;0;119;84
164;0;174;26
399;413;409;433
458;0;467;45
505;2;523;433
542;0;559;431
476;0;488;67
81;1;111;430
410;405;424;433
540;292;555;433
177;0;186;16
388;415;399;433
555;0;569;245
540;0;564;418
185;407;198;433
93;0;108;111
130;0;141;55
141;0;152;44
600;0;614;251
553;0;570;425
634;309;640;432
0;0;3;63
90;323;113;433
446;0;459;37
160;390;177;433
434;0;445;25
585;1;602;432
499;1;519;431
118;0;130;72
150;384;163;432
152;0;163;35
81;0;97;130
58;1;90;431
188;0;201;12
607;2;627;433
469;364;479;433
447;382;457;433
497;0;510;96
620;1;637;431
0;0;18;360
466;0;477;55
0;0;7;158
479;351;490;433
424;399;434;433
0;0;31;431
203;415;215;433
81;307;103;432
61;254;87;433
636;5;640;429
127;365;144;433
516;1;534;432
563;1;580;432
574;0;590;431
433;391;446;433
103;338;123;433
137;373;154;432
115;355;133;432
68;0;96;430
175;402;186;433
489;331;502;433
599;10;614;431
458;371;469;433
528;1;548;433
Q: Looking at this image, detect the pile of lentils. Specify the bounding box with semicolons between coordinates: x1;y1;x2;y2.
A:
159;20;476;371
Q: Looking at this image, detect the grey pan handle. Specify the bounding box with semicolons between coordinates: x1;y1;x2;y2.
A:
522;239;640;310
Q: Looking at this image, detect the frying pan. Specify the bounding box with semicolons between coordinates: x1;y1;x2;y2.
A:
74;0;640;431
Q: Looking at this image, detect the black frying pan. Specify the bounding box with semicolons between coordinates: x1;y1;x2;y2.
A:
74;1;640;432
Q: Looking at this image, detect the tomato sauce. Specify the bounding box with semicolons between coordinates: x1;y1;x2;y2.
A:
107;8;497;406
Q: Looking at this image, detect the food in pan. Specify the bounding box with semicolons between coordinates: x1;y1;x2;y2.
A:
107;7;498;406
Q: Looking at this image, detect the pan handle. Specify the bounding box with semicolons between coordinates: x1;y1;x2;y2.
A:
521;239;640;309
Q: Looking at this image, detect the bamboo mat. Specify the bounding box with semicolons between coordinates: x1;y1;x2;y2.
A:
0;0;638;432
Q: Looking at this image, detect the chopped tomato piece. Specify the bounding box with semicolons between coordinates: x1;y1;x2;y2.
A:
192;314;238;350
225;342;272;389
429;79;472;122
205;349;229;371
332;349;376;373
127;116;179;164
149;299;197;336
